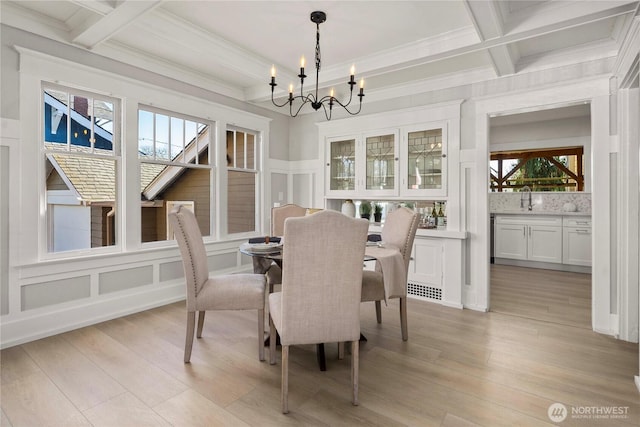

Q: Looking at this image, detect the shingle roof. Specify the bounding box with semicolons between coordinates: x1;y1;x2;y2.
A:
46;143;167;202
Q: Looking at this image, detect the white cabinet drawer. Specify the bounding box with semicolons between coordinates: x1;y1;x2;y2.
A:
563;217;591;228
496;215;562;227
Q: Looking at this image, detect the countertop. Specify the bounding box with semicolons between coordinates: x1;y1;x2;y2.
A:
491;210;591;217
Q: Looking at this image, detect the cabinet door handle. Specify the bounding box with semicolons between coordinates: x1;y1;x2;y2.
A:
577;229;590;234
576;221;589;225
528;226;531;237
523;227;526;237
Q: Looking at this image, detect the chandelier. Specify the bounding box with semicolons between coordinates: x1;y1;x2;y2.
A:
269;11;364;120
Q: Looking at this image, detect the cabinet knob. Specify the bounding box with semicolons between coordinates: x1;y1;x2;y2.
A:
442;154;447;158
326;163;330;167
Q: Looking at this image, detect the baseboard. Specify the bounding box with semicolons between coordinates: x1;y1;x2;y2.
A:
0;282;185;349
494;258;591;274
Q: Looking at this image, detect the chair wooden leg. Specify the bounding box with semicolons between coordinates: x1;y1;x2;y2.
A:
281;345;289;414
400;296;408;341
269;315;277;365
196;311;206;338
258;309;265;361
351;340;359;406
338;342;345;360
184;311;196;363
375;301;382;324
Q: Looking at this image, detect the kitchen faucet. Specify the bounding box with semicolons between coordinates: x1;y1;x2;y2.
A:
520;185;532;210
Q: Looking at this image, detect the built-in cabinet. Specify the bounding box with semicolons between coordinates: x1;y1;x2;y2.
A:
562;217;592;266
495;216;562;264
326;121;447;199
408;237;443;288
495;214;591;268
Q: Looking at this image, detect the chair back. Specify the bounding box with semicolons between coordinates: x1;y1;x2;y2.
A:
271;204;307;236
279;210;369;345
381;207;420;272
168;205;208;311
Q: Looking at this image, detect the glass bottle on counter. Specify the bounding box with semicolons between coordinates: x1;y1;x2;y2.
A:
431;203;438;228
436;202;446;229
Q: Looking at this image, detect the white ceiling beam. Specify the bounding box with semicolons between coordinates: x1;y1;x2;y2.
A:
463;0;515;77
68;0;115;16
70;0;163;49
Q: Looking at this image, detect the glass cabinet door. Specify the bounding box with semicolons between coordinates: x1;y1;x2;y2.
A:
365;133;395;191
403;124;447;196
328;137;356;192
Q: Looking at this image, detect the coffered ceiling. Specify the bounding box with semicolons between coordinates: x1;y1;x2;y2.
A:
2;1;638;115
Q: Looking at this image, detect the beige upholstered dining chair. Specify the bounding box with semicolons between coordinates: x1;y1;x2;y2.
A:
169;205;267;363
265;204;307;291
268;210;369;414
361;207;420;341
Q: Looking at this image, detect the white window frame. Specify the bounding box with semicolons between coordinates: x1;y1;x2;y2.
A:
138;105;215;247
41;82;121;259
226;126;261;237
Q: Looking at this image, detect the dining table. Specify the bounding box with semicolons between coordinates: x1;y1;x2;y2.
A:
239;237;404;371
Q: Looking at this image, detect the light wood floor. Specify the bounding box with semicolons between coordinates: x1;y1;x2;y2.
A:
490;264;591;329
2;288;638;426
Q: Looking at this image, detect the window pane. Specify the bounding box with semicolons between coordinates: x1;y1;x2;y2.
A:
155;114;169;161
44;89;69;147
246;133;255;170
185;120;198;164
170;117;184;161
46;154;116;252
227;170;255;234
140;163;211;242
235;131;245;168
138;110;154;159
92;99;114;152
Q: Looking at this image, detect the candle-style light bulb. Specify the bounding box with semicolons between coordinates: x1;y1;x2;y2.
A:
289;83;293;94
271;65;276;78
330;88;334;98
350;65;355;76
360;78;365;89
300;56;305;68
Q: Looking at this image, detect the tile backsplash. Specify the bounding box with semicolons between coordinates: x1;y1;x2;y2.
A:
490;192;591;213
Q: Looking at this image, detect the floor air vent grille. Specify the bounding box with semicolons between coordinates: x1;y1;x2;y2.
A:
407;282;442;301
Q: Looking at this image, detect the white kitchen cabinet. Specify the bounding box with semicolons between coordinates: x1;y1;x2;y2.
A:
563;217;592;266
326;130;399;198
325;121;448;199
400;122;447;198
495;215;562;264
408;237;443;287
494;223;527;260
528;224;563;264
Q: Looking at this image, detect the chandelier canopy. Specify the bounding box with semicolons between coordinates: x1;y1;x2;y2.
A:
269;11;364;120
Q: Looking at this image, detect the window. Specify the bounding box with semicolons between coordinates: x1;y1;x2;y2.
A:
138;108;213;243
43;84;119;253
490;147;584;192
227;128;259;234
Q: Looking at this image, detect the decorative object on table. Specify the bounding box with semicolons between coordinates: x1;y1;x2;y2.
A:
361;207;420;341
169;205;267;363
341;199;356;217
269;11;364;121
269;210;368;413
359;200;372;220
373;203;383;223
